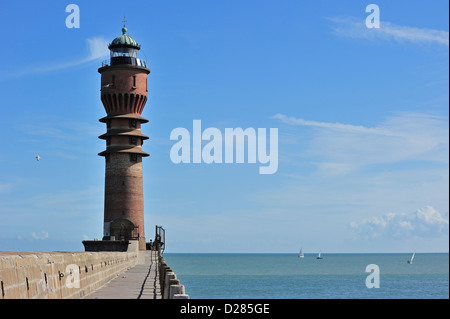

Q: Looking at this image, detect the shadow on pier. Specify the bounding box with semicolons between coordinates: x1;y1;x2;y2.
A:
84;250;161;299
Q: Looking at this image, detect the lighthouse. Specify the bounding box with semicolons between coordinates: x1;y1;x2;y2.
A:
96;25;150;250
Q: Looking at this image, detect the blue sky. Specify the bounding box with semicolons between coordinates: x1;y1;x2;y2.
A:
0;0;448;253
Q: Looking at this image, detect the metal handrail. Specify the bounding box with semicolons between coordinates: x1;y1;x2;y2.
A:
101;57;148;68
155;225;166;254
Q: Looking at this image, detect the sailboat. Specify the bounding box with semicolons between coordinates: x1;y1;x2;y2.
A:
316;251;323;259
407;252;415;264
298;248;304;258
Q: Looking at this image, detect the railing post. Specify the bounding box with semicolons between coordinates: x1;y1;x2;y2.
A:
163;272;176;299
169;283;185;299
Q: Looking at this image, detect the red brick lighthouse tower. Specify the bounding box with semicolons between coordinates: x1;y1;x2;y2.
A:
97;25;150;250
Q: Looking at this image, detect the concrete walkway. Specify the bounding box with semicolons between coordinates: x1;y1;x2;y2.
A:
84;250;161;299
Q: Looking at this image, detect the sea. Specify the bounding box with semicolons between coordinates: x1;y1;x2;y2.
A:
162;253;449;299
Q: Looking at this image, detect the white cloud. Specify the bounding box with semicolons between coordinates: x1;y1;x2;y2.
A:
272;113;395;136
329;17;449;46
1;37;109;79
32;231;49;240
349;206;449;239
31;37;109;73
273;112;449;174
85;37;110;61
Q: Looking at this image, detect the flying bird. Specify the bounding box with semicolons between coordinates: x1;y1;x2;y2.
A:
36;155;40;161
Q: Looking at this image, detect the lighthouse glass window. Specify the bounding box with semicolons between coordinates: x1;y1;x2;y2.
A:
111;48;138;58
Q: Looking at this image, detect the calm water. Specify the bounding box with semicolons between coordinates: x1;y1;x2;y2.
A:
163;253;449;299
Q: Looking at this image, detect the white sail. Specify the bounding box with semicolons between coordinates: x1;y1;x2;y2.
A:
408;252;415;264
298;248;304;258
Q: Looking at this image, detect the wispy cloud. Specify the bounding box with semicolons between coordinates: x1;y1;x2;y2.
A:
0;182;13;193
272;113;396;136
329;17;449;46
85;37;110;60
349;206;449;239
1;37;109;79
33;36;109;73
18;120;101;141
15;117;103;160
273;112;449;175
31;231;49;240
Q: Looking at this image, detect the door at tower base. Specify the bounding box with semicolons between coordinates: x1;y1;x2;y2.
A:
109;218;137;240
102;219;146;250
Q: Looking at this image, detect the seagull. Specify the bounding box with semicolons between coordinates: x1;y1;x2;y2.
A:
102;83;114;89
36;155;40;161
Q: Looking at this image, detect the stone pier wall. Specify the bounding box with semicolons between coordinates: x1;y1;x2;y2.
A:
158;253;189;299
0;251;138;299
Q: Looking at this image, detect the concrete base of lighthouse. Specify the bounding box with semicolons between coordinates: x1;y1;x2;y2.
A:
82;238;146;252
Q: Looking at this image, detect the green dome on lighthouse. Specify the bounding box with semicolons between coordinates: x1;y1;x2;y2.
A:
108;26;141;50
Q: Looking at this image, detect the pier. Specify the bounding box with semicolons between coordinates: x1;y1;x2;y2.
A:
0;227;188;299
0;248;188;299
84;250;189;299
84;250;161;299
